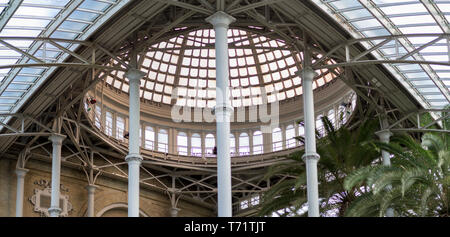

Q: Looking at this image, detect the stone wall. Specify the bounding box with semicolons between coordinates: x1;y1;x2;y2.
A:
0;157;214;217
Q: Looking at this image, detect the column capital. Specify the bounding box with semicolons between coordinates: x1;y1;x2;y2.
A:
15;168;29;178
375;129;393;142
297;67;318;82
48;207;61;217
125;69;145;82
170;207;181;217
302;152;320;162
206;11;236;28
125;154;143;164
48;134;66;145
86;184;98;193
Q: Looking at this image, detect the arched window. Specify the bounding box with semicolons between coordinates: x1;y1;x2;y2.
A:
286;125;296;148
338;104;347;125
145;126;155;150
191;133;202;157
105;111;113;136
95;104;101;128
328;109;335;126
272;128;282;151
205;134;215;157
116;116;125;141
158;129;168;153
316;115;324;137
253;131;263;154
239;133;250;156
298;123;305;145
177;132;188;155
230;134;236;156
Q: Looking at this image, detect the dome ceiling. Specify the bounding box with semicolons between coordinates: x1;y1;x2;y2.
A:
103;27;341;108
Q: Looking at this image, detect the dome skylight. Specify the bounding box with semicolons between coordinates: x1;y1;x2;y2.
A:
104;28;340;108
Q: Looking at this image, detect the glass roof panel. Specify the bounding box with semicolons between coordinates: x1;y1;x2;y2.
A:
312;0;450;109
0;0;130;126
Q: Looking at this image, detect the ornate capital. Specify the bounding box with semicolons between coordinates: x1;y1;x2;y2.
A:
297;67;318;82
302;152;320;162
375;129;393;143
15;168;29;178
206;11;236;28
86;184;97;193
125;69;145;82
48;134;66;145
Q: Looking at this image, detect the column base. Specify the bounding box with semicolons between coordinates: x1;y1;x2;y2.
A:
48;207;61;217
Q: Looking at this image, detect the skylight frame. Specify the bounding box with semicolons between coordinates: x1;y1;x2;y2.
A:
312;0;450;109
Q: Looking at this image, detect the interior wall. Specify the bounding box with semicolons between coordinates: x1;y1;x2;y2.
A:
0;157;214;217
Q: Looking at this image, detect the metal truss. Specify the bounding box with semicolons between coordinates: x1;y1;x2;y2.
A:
0;113;55;137
383;109;450;134
0;37;128;72
312;34;450;70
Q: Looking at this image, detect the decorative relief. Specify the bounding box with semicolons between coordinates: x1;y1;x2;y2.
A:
29;179;73;217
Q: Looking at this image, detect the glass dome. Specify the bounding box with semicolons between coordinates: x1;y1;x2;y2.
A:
103;28;341;108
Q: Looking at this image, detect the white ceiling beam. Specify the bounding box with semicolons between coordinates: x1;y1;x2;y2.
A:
155;0;213;15
0;0;23;31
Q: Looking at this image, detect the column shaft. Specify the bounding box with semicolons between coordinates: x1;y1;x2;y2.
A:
86;185;96;217
376;129;394;217
301;68;320;217
48;134;65;217
15;168;28;217
206;11;236;217
125;69;145;217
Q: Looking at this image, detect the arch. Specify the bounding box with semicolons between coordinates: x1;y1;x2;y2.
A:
239;132;250;156
272;127;282;151
191;133;202;157
96;203;148;217
177;132;188;155
145;126;155;150
205;133;215;156
229;133;236;156
158;129;168;153
116;115;125;141
285;125;296;148
253;131;263;154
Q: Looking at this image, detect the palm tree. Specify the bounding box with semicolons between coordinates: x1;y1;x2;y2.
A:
344;112;450;217
258;116;380;217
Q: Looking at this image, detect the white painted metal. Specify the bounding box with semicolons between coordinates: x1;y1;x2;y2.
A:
15;168;28;217
48;134;66;217
375;129;394;217
300;67;320;217
206;11;236;217
125;69;145;217
86;184;97;217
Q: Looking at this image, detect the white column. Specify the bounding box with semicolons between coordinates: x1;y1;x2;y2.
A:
300;67;320;217
376;129;394;217
125;69;145;217
206;11;236;217
86;184;97;217
48;134;66;217
170;207;180;217
15;168;28;217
